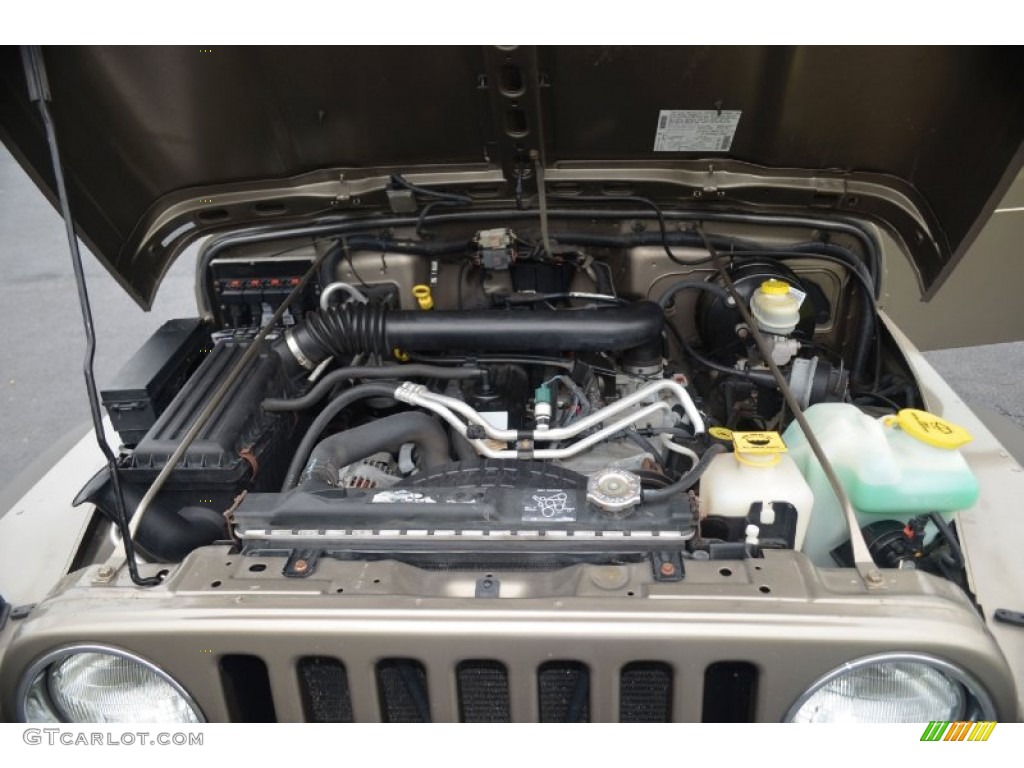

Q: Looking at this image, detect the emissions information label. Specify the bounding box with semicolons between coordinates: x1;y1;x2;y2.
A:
653;110;741;152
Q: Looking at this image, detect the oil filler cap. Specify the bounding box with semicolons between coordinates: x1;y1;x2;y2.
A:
885;408;973;450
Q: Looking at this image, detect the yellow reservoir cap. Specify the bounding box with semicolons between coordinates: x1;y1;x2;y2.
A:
732;431;786;468
759;279;791;296
732;431;787;454
412;284;434;310
885;408;973;450
708;426;734;442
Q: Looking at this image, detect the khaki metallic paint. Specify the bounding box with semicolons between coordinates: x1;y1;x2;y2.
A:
0;547;1016;722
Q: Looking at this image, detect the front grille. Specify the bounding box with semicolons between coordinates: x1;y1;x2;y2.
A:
376;659;432;722
538;661;591;722
12;549;1001;723
457;660;511;722
219;655;276;723
298;657;354;723
702;661;759;723
620;662;673;722
289;656;758;722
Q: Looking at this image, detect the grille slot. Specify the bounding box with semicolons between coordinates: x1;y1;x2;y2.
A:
538;661;590;722
457;660;511;722
223;654;756;721
702;661;759;722
298;656;354;723
219;655;276;722
619;661;673;722
376;658;432;722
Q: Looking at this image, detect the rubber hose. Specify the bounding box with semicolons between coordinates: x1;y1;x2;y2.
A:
282;301;664;370
452;431;479;461
641;443;727;503
263;365;485;412
73;468;225;563
281;382;400;490
665;321;776;387
656;279;734;308
318;236;472;286
300;411;450;489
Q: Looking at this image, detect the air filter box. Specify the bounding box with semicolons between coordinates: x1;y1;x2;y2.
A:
119;336;300;503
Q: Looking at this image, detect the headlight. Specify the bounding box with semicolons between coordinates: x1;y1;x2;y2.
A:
18;645;204;723
786;653;996;723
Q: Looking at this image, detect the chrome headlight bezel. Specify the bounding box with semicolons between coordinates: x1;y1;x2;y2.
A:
15;643;206;723
784;651;998;723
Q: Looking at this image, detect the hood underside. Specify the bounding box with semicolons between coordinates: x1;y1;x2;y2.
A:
1;45;1022;309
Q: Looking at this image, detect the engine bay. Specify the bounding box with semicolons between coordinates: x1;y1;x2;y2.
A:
81;204;970;588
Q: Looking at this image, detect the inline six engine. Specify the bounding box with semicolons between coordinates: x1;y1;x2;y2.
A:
83;215;966;584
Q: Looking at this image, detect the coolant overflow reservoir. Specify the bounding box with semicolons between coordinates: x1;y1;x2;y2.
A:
750;279;802;335
783;404;980;566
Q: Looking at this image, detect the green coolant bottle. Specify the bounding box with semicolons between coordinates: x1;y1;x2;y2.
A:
782;404;980;566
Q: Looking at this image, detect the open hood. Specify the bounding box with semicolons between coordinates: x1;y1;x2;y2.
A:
2;45;1023;309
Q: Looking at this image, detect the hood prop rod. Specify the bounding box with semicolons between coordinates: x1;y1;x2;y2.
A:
123;245;332;557
696;225;885;590
21;46;160;586
531;150;554;257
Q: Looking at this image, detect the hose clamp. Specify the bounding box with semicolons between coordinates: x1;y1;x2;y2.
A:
285;329;316;371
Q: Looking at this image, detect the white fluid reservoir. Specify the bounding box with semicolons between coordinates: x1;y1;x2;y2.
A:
750;279;802;335
783;404;980;566
700;431;815;550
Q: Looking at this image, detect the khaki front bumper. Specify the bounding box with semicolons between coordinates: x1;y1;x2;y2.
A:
1;546;1017;722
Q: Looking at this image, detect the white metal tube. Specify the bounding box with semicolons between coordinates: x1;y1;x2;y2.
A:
660;434;699;468
320;281;368;308
406;392;477;440
398;378;705;442
404;387;672;461
528;403;672;459
469;403;671;460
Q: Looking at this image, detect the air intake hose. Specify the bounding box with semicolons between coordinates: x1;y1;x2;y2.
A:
280;301;664;371
300;412;450;490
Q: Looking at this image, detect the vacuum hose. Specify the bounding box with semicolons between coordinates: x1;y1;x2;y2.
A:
280;301;664;371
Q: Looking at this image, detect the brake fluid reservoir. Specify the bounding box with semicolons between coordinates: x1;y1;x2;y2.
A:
750;279;802;335
700;431;814;550
783;404;980;566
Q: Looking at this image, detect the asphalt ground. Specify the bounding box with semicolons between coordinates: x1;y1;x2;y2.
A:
2;144;1023;488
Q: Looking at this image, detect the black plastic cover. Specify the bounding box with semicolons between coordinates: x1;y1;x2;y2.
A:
78;334;302;560
233;460;696;559
121;336;298;491
101;318;211;445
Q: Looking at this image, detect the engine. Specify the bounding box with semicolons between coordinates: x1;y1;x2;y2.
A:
82;218;964;583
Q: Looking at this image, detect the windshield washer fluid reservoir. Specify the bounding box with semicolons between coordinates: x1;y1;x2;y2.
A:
700;431;814;550
783;404;980;566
